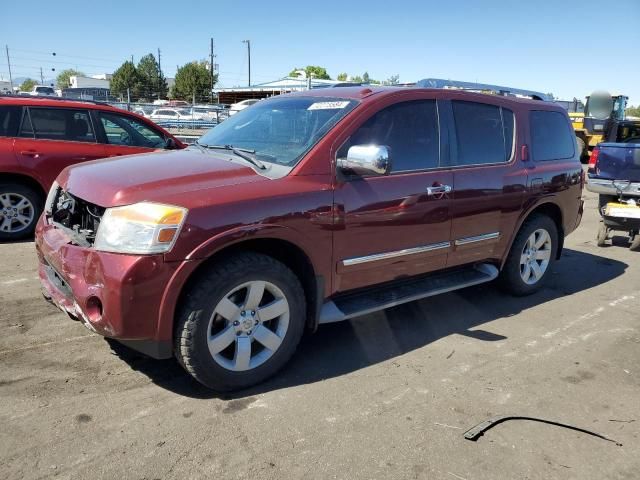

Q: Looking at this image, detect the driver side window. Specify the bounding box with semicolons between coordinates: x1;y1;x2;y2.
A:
99;112;165;148
338;100;440;172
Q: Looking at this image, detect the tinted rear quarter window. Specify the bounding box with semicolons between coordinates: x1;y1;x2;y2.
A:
530;110;575;161
0;106;22;137
452;101;514;165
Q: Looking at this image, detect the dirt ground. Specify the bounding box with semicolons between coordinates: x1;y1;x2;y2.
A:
0;186;638;480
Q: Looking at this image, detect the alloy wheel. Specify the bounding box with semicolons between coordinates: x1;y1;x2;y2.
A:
519;228;552;285
0;193;35;234
207;280;290;371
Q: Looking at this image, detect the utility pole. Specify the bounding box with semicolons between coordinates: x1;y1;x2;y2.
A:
157;47;162;99
40;67;44;85
242;40;251;86
5;45;13;90
210;38;216;104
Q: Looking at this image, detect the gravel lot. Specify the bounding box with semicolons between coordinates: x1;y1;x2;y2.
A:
1;186;638;480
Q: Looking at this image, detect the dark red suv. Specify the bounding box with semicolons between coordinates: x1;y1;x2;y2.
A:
35;87;584;390
0;96;185;240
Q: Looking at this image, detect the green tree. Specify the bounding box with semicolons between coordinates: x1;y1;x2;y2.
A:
56;69;85;90
351;75;363;83
362;72;370;83
137;53;168;100
336;72;348;81
20;78;37;92
288;65;331;80
172;61;215;103
384;74;400;85
110;61;140;100
626;105;640;117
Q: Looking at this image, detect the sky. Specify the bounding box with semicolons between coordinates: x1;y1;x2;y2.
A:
2;0;639;105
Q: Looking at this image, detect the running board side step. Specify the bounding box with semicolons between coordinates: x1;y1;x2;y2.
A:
318;264;499;324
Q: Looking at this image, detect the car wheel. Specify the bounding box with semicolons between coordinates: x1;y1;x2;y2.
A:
596;221;610;247
0;183;42;241
500;215;558;296
175;252;306;391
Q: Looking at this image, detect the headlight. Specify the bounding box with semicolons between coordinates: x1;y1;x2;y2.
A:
94;202;187;254
44;181;59;214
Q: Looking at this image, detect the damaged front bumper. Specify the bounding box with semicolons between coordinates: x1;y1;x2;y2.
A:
35;216;179;358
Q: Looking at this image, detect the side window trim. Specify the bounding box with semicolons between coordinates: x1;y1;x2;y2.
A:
19;107;35;139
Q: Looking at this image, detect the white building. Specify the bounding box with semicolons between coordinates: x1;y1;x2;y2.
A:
69;76;110;89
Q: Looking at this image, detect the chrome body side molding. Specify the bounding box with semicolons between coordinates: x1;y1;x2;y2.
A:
454;232;500;246
342;241;451;267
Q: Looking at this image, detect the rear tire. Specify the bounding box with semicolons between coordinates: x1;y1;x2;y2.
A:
0;183;42;241
500;215;558;296
174;252;306;391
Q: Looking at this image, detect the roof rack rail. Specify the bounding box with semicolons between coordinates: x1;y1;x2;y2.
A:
0;93;110;106
415;78;552;102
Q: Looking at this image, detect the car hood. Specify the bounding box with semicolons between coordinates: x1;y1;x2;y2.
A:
59;148;267;207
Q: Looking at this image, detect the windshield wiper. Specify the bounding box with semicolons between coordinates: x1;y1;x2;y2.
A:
197;143;266;170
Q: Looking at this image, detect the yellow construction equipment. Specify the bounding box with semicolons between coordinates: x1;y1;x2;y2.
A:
570;91;629;161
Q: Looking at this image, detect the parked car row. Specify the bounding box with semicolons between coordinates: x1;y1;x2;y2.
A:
32;86;583;391
0;96;185;240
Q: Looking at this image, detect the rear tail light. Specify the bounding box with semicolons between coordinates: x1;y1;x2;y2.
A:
588;146;599;170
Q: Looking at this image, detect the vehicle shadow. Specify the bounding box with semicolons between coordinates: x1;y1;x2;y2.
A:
108;248;627;399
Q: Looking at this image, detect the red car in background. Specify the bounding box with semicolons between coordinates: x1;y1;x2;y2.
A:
0;96;185;240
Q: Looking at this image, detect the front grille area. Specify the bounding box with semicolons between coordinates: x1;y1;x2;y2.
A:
49;187;105;246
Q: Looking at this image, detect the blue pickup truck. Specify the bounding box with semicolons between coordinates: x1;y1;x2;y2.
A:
587;140;640;249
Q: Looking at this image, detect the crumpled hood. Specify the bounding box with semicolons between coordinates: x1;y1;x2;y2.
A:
58;148;266;207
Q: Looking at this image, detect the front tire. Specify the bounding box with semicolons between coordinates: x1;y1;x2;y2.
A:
175;252;306;391
596;221;610;247
500;215;558;296
0;183;42;241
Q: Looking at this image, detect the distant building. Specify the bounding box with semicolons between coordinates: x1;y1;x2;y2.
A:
69;75;110;89
213;76;361;104
0;80;12;94
61;87;115;102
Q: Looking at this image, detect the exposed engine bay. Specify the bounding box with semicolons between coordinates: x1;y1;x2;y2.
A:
49;188;105;247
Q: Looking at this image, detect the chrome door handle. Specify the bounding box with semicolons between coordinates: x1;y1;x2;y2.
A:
426;184;452;196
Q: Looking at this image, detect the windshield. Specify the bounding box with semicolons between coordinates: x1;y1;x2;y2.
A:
198;96;358;167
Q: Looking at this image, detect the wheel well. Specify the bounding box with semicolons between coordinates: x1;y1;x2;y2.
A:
0;173;46;201
525;203;564;259
179;238;319;331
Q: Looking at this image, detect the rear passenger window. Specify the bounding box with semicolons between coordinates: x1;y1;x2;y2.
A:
28;108;95;143
452;101;514;165
341;100;440;172
530;110;575;161
0;106;21;137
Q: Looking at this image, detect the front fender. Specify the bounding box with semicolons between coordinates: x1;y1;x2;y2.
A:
155;224;321;342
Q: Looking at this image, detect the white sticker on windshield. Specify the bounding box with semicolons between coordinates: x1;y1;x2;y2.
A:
307;101;350;111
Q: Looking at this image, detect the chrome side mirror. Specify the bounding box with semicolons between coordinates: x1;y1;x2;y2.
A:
337;145;392;177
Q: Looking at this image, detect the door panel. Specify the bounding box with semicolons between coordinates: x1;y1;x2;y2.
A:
13;107;106;191
444;99;527;267
334;171;453;292
332;98;452;293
